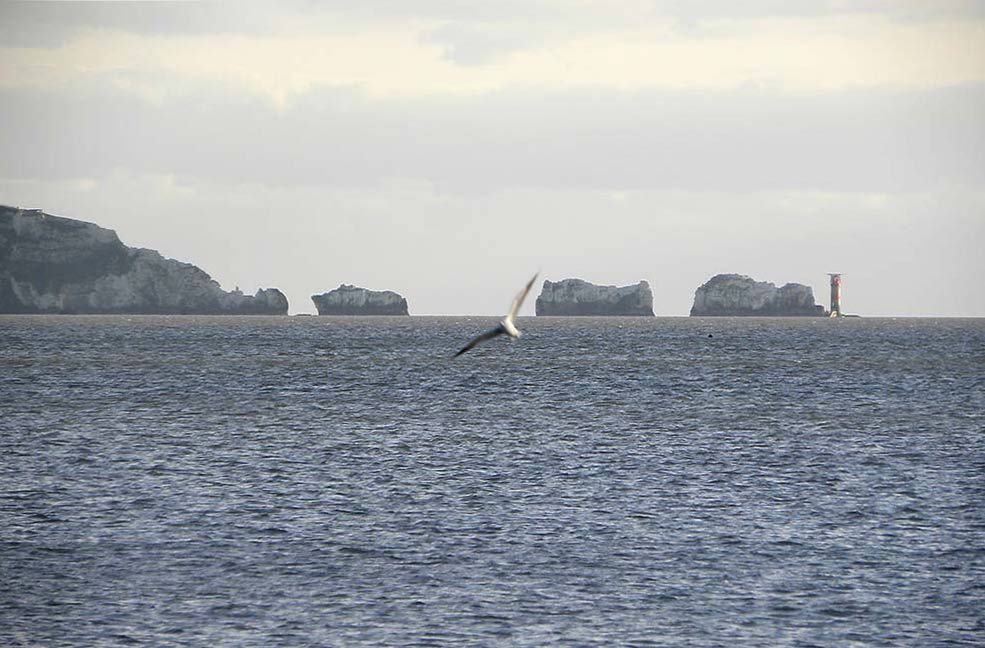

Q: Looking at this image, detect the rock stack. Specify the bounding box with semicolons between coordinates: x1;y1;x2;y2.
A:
535;278;654;316
689;274;824;316
311;285;409;315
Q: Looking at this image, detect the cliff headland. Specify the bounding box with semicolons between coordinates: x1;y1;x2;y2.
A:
0;206;288;314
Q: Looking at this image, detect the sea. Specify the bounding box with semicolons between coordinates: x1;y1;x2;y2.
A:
1;315;983;647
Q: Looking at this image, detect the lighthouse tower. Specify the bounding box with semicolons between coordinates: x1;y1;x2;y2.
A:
828;273;842;317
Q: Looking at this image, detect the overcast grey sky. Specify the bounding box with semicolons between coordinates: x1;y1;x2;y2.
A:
1;1;983;315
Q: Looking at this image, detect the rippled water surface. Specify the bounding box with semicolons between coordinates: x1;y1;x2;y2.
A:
2;315;984;647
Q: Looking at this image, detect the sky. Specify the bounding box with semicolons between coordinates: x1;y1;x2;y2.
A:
1;1;983;316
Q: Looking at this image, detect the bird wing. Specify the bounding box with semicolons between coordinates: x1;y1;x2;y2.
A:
506;272;539;323
454;326;505;357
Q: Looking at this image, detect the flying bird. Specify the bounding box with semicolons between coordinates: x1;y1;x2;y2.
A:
455;272;539;357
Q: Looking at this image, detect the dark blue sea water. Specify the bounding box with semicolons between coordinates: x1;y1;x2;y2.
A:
1;315;983;647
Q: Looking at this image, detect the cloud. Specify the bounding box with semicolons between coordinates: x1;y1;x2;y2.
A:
3;3;984;98
1;80;982;193
0;2;329;47
422;22;540;66
3;1;983;48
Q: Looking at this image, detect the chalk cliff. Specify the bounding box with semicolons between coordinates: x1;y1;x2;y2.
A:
689;274;824;316
535;278;654;316
311;285;409;315
0;206;288;314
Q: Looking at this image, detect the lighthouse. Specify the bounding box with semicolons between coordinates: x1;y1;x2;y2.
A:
828;273;842;317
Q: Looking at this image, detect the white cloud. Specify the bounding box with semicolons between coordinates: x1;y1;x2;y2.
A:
1;9;984;100
2;81;981;193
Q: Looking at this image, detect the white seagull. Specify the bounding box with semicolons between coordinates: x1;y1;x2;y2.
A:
455;272;539;357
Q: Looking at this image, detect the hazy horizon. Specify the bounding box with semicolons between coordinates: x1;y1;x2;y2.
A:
2;1;983;316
